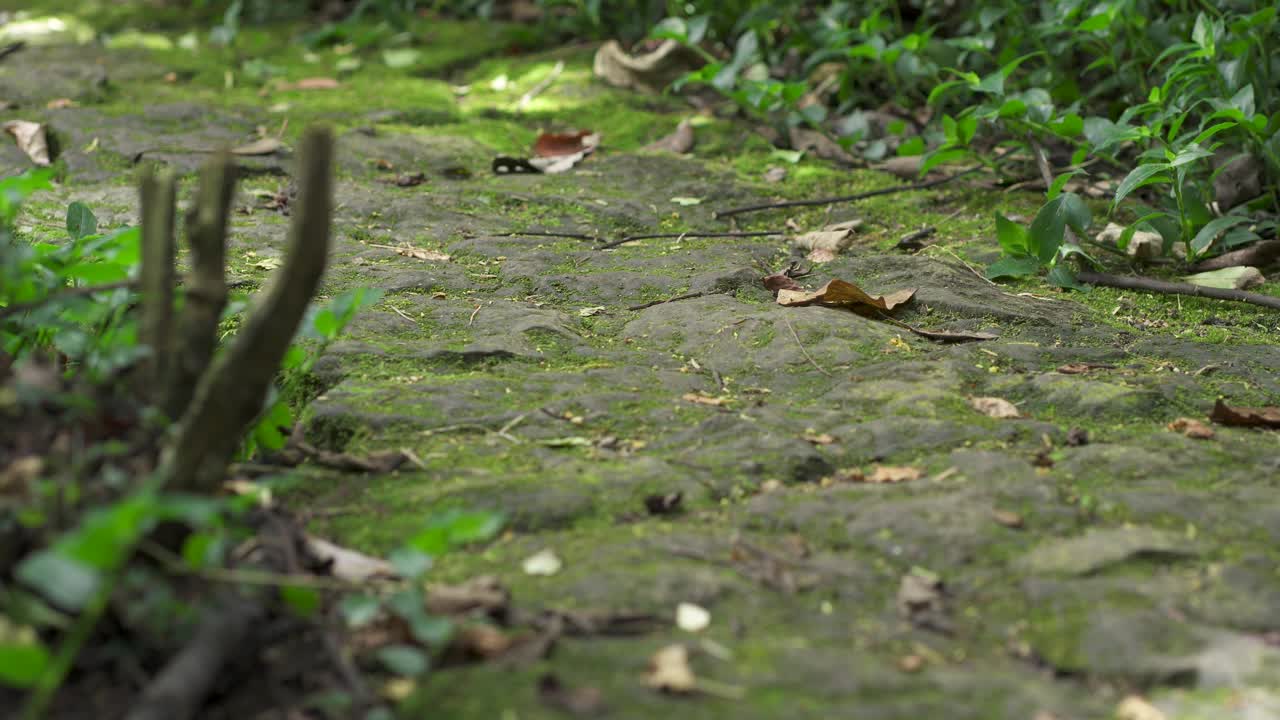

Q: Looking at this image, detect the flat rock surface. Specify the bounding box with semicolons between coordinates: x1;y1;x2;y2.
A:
6;20;1280;720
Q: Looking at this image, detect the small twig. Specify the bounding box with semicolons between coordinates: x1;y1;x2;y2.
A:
1077;271;1280;311
896;225;936;250
780;315;832;377
495;230;599;241
934;247;999;287
0;41;25;62
516;60;565;111
0;280;136;321
714;165;983;219
627;291;705;311
467;303;483;327
598;230;783;251
388;305;417;323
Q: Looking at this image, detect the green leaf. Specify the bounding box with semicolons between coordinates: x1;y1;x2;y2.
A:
919;147;969;175
1029;193;1090;263
985;255;1041;280
1112;163;1171;207
1170;145;1214;167
0;637;51;688
1047;170;1079;201
340;594;382;628
382;48;420;68
280;585;321;617
377;645;429;676
927;80;966;105
896;137;926;156
1193;121;1237;145
1050;114;1084;137
1077;12;1112;32
998;99;1027;118
1190;215;1252;255
16;551;101;610
388;548;432;579
65;202;98;240
1047;264;1086;290
995;213;1029;255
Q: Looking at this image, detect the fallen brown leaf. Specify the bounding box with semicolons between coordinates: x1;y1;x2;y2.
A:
792;220;862;263
763;166;787;183
643;119;695;154
293;77;341;90
1167;417;1215;439
539;674;607;717
802;431;835;445
902;325;997;343
875;156;923;180
762;273;803;293
682;392;729;407
392;171;427;187
776;279;915;311
644;491;683;515
425;576;510;619
867;465;922;484
2;120;51;165
46;98;76;109
450;623;513;661
991;509;1024;529
644;644;697;693
303;534;398;583
969;396;1020;419
1209;399;1280;429
897;654;925;672
1116;696;1167;720
534;130;599;158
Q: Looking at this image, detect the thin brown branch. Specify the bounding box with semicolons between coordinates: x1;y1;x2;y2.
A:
160;127;334;494
1189;239;1280;272
627;291;705;311
164;153;236;418
138;165;177;396
714;165;983;219
597;230;783;251
1077;271;1280;311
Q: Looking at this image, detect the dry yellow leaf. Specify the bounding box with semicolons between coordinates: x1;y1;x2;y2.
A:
644;644;696;693
1167;417;1214;439
867;465;922;484
682;392;729;407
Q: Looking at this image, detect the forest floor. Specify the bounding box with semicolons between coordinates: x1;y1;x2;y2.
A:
5;9;1280;720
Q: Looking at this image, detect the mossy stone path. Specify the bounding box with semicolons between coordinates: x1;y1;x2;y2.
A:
5;17;1280;719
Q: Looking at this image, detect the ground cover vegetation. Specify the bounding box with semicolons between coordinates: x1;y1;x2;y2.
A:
1;0;1279;718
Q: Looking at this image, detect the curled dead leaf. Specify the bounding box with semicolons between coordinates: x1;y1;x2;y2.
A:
644;644;696;693
534;130;599;158
991;509;1025;529
776;279;915;311
792;220;862;263
290;77;341;90
1116;696;1167;720
230;137;286;156
762;273;803;293
1167;417;1215;439
867;465;922;484
969;396;1020;419
425;576;510;619
593;39;702;94
802;431;835;445
2;120;51;166
539;674;607;717
303;535;398;583
682;392;730;407
644;119;695;154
